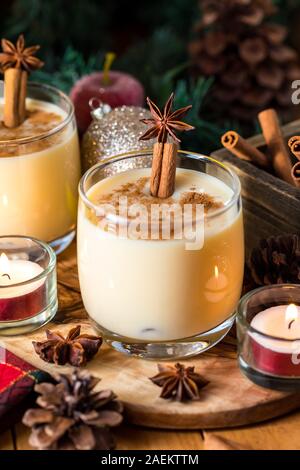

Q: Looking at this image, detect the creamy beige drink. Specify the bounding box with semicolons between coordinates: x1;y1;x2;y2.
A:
0;98;81;243
78;167;244;341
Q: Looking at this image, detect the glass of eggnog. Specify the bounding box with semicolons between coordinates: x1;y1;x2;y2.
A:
78;150;244;359
0;82;81;254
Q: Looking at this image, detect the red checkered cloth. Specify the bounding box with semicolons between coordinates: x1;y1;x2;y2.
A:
0;345;49;432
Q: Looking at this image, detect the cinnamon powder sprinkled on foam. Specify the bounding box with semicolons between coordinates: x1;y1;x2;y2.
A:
0;108;63;157
91;177;222;211
179;191;223;211
86;177;224;239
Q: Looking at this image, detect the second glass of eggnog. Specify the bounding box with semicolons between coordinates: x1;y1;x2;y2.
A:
0;82;81;254
78;151;244;359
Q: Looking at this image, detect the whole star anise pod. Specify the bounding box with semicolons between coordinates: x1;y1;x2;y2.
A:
150;363;209;402
0;34;44;72
23;370;123;450
139;93;194;144
33;325;102;367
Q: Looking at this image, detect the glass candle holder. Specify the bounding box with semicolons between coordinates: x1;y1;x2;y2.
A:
0;82;81;254
78;150;244;360
237;284;300;391
0;236;57;336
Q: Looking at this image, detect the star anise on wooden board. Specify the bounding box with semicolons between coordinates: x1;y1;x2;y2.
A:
139;93;195;144
0;34;44;71
150;363;209;402
32;325;102;367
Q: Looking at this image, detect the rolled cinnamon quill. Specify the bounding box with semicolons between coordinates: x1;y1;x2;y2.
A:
157;143;178;199
288;136;300;161
221;131;269;169
150;142;164;197
3;68;22;128
140;93;194;199
150;143;178;198
258;109;294;185
0;35;44;128
18;70;28;124
292;162;300;188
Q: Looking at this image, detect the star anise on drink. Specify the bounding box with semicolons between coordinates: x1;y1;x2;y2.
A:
139;93;195;144
33;325;102;367
0;34;44;71
149;363;209;402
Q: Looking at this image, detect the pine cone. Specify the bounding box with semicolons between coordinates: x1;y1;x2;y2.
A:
22;370;123;450
244;234;300;292
189;0;300;121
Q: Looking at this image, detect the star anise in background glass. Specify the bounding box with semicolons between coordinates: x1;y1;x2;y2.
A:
0;34;44;72
33;325;102;367
139;93;195;144
150;363;209;402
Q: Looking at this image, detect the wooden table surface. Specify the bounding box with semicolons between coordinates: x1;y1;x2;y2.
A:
1;243;300;451
1;412;300;450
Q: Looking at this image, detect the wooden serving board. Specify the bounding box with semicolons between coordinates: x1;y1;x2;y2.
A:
2;252;300;430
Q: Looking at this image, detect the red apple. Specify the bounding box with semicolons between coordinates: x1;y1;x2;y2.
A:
70;71;145;134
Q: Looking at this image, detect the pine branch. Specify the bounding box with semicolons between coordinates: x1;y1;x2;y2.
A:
31;47;101;93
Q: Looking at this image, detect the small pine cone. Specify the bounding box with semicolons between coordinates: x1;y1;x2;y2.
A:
22;370;123;450
244;234;300;292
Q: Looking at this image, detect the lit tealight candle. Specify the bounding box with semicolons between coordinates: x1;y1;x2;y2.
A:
250;304;300;376
0;253;45;321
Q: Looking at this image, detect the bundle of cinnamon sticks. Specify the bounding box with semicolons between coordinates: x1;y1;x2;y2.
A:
221;108;300;188
288;136;300;188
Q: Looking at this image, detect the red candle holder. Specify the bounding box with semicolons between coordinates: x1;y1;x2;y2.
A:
0;236;57;336
237;285;300;392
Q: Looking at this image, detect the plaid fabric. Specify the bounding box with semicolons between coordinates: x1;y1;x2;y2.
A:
0;345;49;429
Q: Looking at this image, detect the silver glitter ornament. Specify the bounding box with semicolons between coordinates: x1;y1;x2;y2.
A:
81;103;154;171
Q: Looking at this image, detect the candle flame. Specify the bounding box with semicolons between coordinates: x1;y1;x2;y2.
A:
0;253;9;273
214;266;219;278
286;304;298;323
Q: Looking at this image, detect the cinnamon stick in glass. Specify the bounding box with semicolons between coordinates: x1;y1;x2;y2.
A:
150;142;164;197
0;35;44;128
288;136;300;161
3;68;22;128
258;109;294;185
157;143;178;199
140;93;194;199
292;162;300;188
18;70;28;124
221;131;269;169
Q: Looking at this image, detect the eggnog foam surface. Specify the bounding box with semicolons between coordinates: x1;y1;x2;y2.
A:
85;167;236;240
0;99;66;157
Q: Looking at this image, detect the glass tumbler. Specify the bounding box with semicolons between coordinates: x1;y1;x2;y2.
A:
78;150;244;359
0;82;81;254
